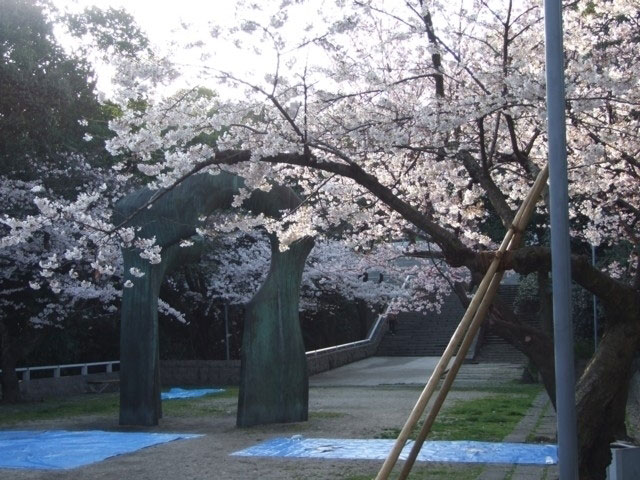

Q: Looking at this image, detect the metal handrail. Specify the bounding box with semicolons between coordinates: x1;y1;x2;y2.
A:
1;361;120;381
305;312;388;357
306;275;410;358
5;278;409;381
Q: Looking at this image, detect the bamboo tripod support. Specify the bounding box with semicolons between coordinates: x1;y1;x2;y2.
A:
375;165;549;480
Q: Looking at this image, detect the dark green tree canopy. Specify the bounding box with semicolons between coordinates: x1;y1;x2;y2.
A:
0;0;101;176
64;6;150;58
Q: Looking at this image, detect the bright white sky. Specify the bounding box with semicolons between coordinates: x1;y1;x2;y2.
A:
52;0;281;98
54;0;238;42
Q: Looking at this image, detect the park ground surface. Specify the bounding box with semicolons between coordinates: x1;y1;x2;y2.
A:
0;358;560;480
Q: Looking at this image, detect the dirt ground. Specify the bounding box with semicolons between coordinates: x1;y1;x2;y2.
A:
1;385;487;480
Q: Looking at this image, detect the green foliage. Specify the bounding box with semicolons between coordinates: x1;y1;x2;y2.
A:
478;199;506;243
23;316;120;367
0;0;102;177
64;6;149;58
300;292;378;351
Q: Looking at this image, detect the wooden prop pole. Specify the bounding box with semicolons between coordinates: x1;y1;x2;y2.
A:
398;265;506;478
376;165;548;480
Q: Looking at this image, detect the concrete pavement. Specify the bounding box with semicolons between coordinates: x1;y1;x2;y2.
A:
309;356;525;388
310;356;442;387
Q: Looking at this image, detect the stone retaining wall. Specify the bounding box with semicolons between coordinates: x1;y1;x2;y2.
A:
160;360;241;386
7;322;385;399
16;372;120;401
160;340;378;387
307;343;378;376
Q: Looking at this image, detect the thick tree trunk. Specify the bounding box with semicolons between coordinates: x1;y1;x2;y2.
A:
575;317;640;480
487;295;640;480
536;272;553;335
0;322;20;403
237;237;313;427
486;301;558;405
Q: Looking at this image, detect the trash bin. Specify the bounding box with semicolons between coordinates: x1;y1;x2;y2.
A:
607;441;640;480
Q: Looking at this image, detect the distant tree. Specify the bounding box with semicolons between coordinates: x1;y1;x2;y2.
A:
0;0;103;178
0;0;130;402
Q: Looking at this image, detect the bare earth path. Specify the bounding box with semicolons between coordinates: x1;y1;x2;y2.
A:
0;359;556;480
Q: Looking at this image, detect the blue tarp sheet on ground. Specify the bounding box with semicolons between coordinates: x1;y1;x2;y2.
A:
0;430;203;470
161;387;225;400
232;437;558;465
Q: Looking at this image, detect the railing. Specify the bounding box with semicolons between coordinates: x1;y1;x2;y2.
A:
5;310;390;382
1;361;120;381
5;277;409;382
7;315;386;383
306;275;409;358
305;311;388;358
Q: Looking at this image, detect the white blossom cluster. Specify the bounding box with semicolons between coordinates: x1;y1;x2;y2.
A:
184;229;463;314
3;0;640;328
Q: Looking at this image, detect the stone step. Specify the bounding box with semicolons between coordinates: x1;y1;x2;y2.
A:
377;284;534;361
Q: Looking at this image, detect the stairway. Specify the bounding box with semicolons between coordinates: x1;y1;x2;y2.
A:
474;333;528;364
375;293;466;357
376;284;534;363
475;285;532;364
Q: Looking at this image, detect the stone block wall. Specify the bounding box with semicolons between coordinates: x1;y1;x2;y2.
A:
16;372;120;401
5;319;385;398
160;360;241;386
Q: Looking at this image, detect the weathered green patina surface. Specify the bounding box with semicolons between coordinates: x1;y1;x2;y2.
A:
114;173;312;426
237;235;314;426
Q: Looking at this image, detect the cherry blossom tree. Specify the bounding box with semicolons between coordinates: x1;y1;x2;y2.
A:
97;1;637;476
3;0;639;476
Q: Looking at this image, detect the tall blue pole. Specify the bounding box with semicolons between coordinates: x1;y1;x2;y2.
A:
592;244;598;350
544;1;579;478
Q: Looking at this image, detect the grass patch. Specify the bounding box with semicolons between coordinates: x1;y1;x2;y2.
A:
378;384;541;442
452;382;542;395
309;410;345;419
0;393;120;425
0;387;238;425
343;465;482;480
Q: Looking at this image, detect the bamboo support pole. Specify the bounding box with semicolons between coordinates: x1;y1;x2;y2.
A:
398;265;506;478
376;165;548;480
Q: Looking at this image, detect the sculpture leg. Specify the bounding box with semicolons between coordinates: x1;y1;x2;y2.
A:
119;251;166;426
237;238;313;427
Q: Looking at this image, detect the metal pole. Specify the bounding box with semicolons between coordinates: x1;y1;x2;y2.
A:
592;244;598;350
544;1;578;478
224;303;230;361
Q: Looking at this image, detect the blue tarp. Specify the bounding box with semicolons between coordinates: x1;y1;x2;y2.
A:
161;387;225;400
0;430;202;470
232;437;558;465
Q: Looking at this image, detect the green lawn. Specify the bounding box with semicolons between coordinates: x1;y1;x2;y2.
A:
0;387;238;425
377;383;541;442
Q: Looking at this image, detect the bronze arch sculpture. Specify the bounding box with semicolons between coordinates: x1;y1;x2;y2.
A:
113;172;313;427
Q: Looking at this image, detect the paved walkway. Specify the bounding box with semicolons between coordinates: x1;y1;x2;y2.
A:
309;356;525;388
